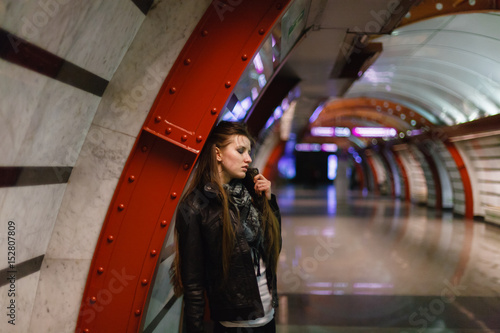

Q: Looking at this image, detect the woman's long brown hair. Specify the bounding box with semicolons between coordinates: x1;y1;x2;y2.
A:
170;121;280;296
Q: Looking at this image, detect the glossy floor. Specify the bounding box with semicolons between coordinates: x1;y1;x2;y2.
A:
274;185;500;333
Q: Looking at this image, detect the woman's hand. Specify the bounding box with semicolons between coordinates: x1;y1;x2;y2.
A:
253;173;272;200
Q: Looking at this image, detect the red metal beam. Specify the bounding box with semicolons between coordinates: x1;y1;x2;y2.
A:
418;144;443;211
445;142;474;219
400;0;499;27
262;141;286;182
365;155;380;196
76;1;292;332
354;160;365;191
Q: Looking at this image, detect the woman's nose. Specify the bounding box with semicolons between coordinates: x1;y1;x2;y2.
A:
245;154;252;163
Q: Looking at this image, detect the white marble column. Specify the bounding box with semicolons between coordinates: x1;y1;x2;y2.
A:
26;0;212;332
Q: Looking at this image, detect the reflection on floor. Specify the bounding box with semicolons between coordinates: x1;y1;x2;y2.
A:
274;185;500;333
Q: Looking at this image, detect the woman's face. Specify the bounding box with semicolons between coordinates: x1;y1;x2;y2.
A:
217;134;252;184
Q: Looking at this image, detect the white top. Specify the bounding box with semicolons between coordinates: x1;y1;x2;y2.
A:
220;257;274;327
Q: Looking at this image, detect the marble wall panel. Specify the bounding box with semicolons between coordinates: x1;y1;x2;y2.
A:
1;0;144;80
92;0;213;137
29;259;91;333
15;77;100;167
45;125;135;260
0;59;101;167
0;184;66;268
0;60;48;166
0;271;41;332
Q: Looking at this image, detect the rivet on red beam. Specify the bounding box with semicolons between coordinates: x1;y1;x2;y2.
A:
150;249;157;257
169;87;177;94
134;309;142;316
184;58;191;65
141;146;148;152
97;267;104;274
90;296;97;304
183;163;190;170
211;107;217;115
118;204;125;211
154;116;161;123
201;30;208;37
161;220;168;227
181;135;188;142
225;81;232;88
196;136;203;143
242;54;248;61
83;329;90;333
107;235;115;243
141;279;149;286
128;175;135;183
258;28;265;35
171;192;178;199
166;127;172;135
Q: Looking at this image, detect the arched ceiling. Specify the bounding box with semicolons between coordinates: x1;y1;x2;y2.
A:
305;97;434;147
265;0;500;150
347;13;500;126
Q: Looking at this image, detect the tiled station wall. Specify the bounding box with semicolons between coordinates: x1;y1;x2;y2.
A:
458;135;500;222
369;153;390;195
396;148;427;204
425;141;455;210
410;146;437;207
0;0;211;331
365;136;500;224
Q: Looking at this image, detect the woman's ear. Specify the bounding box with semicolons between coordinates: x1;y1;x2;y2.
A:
215;147;222;162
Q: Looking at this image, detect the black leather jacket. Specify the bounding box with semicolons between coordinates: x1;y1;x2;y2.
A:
175;181;281;332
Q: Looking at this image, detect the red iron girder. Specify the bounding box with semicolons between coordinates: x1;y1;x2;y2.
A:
353;160;365;191
400;0;499;27
365;154;380;196
262;141;286;182
445;142;474;219
77;1;292;332
418;144;443;211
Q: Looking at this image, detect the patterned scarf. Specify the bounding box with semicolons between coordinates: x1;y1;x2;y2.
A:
224;180;264;276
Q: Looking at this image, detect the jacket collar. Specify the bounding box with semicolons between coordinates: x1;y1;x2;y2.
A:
203;182;219;196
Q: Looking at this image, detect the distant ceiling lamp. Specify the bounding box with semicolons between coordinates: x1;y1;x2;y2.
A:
352;127;397;137
311;127;351;137
311;127;334;137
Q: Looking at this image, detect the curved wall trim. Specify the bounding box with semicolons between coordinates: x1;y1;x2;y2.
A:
366;154;380;195
445;142;474;219
378;149;396;198
416;144;443;210
76;1;292;332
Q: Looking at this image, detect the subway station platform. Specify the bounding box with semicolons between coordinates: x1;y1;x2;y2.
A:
2;0;500;332
274;185;500;333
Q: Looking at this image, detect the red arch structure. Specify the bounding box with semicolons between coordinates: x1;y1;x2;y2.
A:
76;1;291;332
445;142;474;219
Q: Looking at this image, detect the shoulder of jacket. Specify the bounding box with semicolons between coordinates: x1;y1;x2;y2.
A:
181;184;220;210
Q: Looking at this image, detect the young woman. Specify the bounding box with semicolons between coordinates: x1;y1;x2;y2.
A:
171;121;281;333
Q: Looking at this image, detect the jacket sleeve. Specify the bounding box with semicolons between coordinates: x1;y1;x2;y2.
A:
176;201;206;333
269;193;282;251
